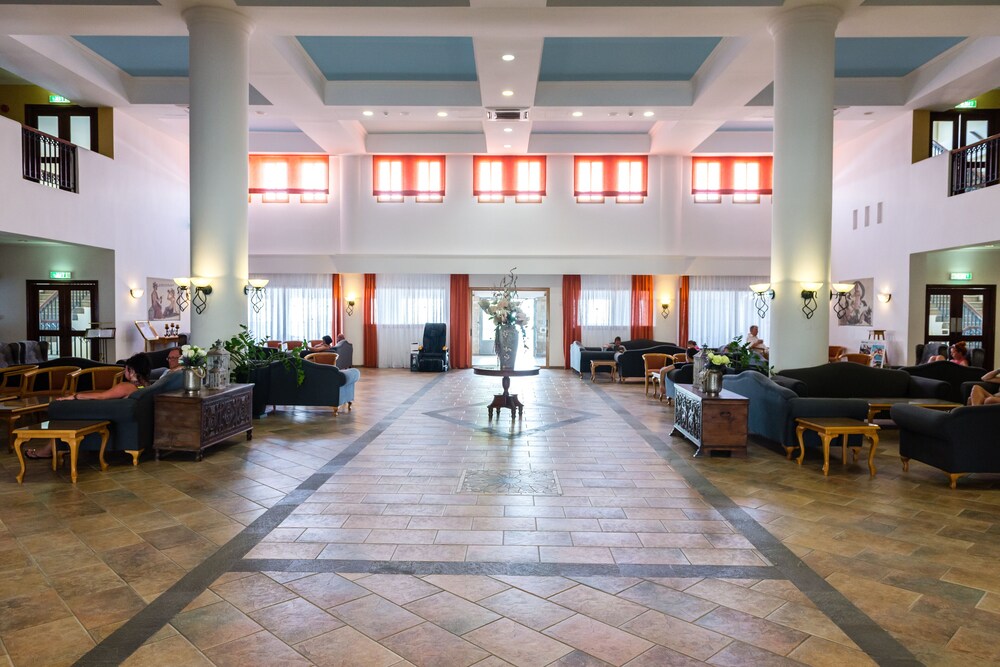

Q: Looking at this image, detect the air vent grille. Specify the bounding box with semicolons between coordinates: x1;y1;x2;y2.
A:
487;109;528;121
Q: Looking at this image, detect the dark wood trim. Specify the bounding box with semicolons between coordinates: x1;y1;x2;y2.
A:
923;284;995;369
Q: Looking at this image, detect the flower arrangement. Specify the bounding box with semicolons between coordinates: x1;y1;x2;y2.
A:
707;351;731;368
478;268;530;345
179;344;208;368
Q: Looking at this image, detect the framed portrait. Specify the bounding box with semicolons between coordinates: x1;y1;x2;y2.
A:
146;277;181;321
134;320;158;341
837;277;874;327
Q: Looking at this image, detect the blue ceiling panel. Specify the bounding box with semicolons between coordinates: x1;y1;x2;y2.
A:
74;36;188;77
297;36;477;81
835;37;964;77
539;37;721;81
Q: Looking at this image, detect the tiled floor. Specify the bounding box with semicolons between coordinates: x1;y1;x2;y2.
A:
2;368;999;666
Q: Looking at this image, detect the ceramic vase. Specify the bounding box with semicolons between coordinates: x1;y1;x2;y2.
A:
702;368;723;395
496;325;519;370
183;367;204;394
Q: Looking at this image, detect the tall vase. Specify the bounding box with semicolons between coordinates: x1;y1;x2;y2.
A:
496;325;519;370
183;367;204;394
702;368;723;395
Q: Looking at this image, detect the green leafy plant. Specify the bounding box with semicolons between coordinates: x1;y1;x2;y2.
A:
223;325;305;386
720;335;769;373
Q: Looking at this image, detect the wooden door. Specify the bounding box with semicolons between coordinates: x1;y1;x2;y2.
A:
924;284;995;368
26;280;100;359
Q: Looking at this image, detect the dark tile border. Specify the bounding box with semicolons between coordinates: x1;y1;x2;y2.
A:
592;384;922;666
235;557;783;580
74;374;447;667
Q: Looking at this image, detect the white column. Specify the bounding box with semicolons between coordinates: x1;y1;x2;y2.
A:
767;5;841;371
184;6;253;345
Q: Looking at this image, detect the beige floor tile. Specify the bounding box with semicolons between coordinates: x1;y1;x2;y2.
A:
121;633;213;667
211;572;299;613
464;618;573;667
171;600;263;651
204;630;311;666
491;576;577;598
695;606;809;656
3;616;95;667
617;580;718;622
382;622;490;667
544;614;653;665
786;635;877;666
479;588;577;630
549;585;646;626
249;597;345;644
330;594;424;639
296;625;403;667
404;591;501;635
620;610;732;661
355;574;442;605
285;573;371;609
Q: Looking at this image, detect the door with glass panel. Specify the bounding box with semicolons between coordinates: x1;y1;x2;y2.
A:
26;281;100;359
924;285;995;368
471;288;549;368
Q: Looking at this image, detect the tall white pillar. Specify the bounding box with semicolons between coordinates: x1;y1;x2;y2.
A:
767;5;841;370
184;6;253;345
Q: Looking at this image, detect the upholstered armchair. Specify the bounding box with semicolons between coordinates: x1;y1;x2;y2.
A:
416;323;449;372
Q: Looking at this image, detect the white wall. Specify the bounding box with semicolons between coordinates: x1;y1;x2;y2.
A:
831;113;1000;365
0;111;190;358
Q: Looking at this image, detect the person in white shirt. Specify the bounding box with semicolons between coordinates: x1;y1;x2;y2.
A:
746;325;767;356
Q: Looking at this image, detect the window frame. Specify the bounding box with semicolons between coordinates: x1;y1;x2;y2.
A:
473;155;546;203
573;156;648;204
372;155;446;203
249;154;330;204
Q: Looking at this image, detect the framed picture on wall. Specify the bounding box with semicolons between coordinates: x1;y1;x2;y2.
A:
134;320;158;341
837;277;874;327
146;277;181;321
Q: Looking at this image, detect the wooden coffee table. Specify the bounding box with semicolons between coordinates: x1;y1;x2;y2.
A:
13;420;110;484
865;398;961;423
590;360;618;383
0;397;52;452
795;417;880;477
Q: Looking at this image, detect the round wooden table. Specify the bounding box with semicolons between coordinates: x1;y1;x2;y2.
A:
472;366;540;421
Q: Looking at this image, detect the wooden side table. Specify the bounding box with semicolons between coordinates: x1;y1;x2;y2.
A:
472;367;540;421
13;420;110;484
671;384;748;457
590;360;618;383
154;384;253;461
0;397;51;452
795;417;880;477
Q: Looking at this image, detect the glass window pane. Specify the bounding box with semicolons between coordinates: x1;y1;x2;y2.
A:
965;120;988;146
927;294;950;336
38;289;60;331
70;289;93;331
931;121;953;153
37;116;59;137
961;294;984;337
70;116;92;150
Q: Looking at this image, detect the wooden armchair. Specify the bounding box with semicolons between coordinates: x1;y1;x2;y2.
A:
1;365;37;397
844;353;872;365
304;352;339;366
642;353;670;397
828;346;848;363
20;365;80;398
68;366;125;394
284;340;303;351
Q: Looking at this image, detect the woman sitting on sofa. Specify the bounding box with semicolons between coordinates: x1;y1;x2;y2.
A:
929;341;970;366
969;367;1000;405
25;353;151;459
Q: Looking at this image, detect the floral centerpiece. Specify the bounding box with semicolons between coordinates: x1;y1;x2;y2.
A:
179;344;207;393
702;350;730;395
478;268;530;369
707;351;731;368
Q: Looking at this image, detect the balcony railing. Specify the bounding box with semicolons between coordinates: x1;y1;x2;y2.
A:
949;132;999;196
21;125;78;193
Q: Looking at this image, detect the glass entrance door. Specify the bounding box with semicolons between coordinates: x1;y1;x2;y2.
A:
924;285;995;368
26;280;99;359
472;288;549;367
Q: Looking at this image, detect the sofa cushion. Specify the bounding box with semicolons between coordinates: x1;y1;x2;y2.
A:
900;361;990;403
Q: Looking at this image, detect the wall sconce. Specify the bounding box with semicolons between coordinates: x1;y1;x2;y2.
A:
173;277;190;312
129;288;144;299
189;277;213;314
801;282;823;319
660;299;670;319
830;282;855;319
749;283;775;318
346;296;356;316
244;278;269;314
877;292;892;303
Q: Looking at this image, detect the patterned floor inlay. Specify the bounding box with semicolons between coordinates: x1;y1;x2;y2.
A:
458;469;562;495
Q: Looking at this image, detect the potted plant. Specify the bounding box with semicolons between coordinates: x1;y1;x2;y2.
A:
223;325;305;417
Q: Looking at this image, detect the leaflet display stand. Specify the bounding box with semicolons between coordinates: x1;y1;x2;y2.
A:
85;323;116;363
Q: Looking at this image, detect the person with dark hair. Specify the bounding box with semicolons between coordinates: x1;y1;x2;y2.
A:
308;335;335;352
606;336;624;352
25;353;152;458
930;341;970;366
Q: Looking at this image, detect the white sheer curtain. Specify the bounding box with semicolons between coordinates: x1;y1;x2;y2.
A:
246;273;332;343
689;275;770;349
376;274;450;368
579;275;631;347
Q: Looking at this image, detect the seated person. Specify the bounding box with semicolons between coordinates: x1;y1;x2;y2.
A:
746;325;767;356
685;339;699;362
605;336;624;352
151;347;182;381
929;341;970;366
308;335;334;352
25;353;151;458
969;367;1000;405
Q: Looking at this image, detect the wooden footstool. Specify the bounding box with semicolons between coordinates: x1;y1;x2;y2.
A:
794;417;880;477
13;420;110;484
590;360;618;383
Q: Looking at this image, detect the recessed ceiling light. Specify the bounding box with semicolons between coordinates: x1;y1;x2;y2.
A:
502;90;514;97
503;144;512;148
437;111;448;117
572;111;583;117
503;127;513;133
643;111;654;117
502;54;515;62
362;110;374;117
608;112;618;117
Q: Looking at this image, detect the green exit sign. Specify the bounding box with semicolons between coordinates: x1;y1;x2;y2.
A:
49;271;72;279
955;100;977;109
949;272;972;281
48;95;71;104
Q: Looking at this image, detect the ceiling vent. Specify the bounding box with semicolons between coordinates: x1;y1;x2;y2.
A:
487;108;529;121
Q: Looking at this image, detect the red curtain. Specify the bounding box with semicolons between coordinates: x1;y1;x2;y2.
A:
630;275;654;340
472;155;547;196
372;155;446;197
449;274;471;369
573;156;648;196
331;274;343;338
678;276;690;347
363;274;377;368
562;275;582;369
248;154;329;195
691;156;773;194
